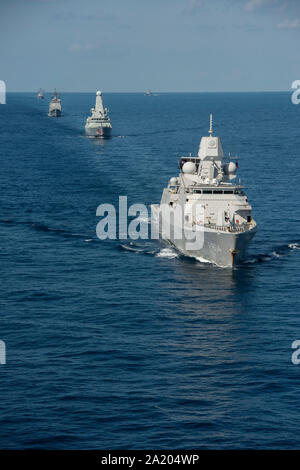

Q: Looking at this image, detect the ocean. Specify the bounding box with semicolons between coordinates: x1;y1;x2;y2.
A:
0;91;299;449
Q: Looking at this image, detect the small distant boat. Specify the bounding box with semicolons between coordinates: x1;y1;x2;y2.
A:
145;89;153;96
85;90;112;138
37;88;44;99
48;89;62;117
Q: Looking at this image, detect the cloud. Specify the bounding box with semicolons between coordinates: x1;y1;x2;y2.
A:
244;0;272;12
278;18;300;29
183;0;206;15
54;12;117;22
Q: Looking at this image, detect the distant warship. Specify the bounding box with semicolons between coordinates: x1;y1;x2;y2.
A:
151;115;257;267
37;88;44;99
85;91;112;138
145;89;153;96
48;89;62;117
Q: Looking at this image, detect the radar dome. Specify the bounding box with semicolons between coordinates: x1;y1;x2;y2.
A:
224;162;237;175
169;177;178;185
96;90;102;96
182;162;196;174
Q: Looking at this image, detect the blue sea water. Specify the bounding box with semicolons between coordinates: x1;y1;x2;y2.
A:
0;91;299;449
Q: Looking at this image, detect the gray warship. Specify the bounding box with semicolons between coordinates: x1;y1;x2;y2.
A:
85;91;112;138
37;88;44;99
151;115;257;267
48;89;62;117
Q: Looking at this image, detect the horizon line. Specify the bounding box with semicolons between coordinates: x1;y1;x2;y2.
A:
6;90;290;94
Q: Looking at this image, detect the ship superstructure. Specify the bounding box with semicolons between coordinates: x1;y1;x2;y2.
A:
151;115;257;267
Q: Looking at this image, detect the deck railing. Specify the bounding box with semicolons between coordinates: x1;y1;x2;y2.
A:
203;223;251;233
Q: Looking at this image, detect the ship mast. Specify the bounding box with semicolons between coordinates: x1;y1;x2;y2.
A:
95;91;105;115
208;114;213;137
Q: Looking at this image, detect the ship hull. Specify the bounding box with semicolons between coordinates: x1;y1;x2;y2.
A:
151;204;257;267
48;109;61;117
85;125;111;138
169;226;257;267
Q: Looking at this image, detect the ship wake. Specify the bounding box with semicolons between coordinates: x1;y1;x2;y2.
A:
244;242;300;265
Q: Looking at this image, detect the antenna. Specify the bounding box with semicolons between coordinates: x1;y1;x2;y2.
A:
209;114;213;136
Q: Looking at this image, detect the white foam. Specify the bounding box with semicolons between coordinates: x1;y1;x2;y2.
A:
120;244;137;252
289;243;300;250
120;243;144;253
156;248;178;259
195;256;211;264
